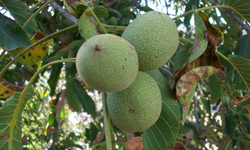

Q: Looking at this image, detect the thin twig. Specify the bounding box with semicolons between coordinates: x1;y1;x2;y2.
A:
208;0;250;34
159;67;173;77
49;1;79;24
168;59;174;67
0;50;6;59
22;0;55;29
196;0;199;8
30;0;46;11
193;94;199;131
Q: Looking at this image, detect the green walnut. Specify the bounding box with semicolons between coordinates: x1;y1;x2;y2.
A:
109;16;118;25
107;71;162;132
122;11;179;71
76;34;139;92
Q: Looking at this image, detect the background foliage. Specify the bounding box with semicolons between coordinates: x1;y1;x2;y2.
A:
0;0;250;149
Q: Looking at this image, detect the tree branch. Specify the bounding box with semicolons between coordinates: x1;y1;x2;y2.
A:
208;0;250;34
49;1;79;24
193;94;199;131
145;0;148;7
196;0;199;8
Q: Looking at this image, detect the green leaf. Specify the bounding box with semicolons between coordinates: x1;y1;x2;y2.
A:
66;78;96;114
78;10;98;39
184;0;196;29
223;0;250;22
235;35;250;59
1;0;40;36
228;55;250;90
202;98;211;115
180;82;197;125
48;114;56;126
75;4;88;15
0;14;30;50
236;110;250;134
217;45;233;83
183;122;199;136
92;141;106;150
0;88;34;150
85;123;99;144
93;6;108;18
239;98;250;107
48;63;63;96
236;137;250;147
188;9;208;63
172;42;193;72
235;79;247;90
143;69;180;150
224;114;236;139
220;13;242;38
47;40;84;62
135;6;154;12
209;74;222;103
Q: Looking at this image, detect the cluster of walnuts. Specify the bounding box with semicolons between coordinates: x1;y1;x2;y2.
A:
76;11;179;132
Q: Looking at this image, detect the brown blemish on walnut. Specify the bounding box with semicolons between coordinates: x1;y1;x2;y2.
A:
130;108;134;114
95;44;102;51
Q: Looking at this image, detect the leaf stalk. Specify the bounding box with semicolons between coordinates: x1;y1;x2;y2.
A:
173;5;232;20
22;0;55;29
102;92;114;150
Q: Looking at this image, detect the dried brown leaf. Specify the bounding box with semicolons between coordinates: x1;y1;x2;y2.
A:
182;101;191;113
126;132;135;141
46;126;55;135
173;141;187;150
183;129;194;140
22;136;28;145
172;11;224;100
125;137;143;150
117;135;123;142
56;90;66;115
93;127;105;145
174;66;221;99
231;92;250;105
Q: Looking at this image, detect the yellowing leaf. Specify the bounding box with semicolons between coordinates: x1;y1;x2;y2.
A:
63;0;83;16
78;9;98;39
12;32;52;65
0;78;23;99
